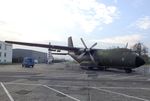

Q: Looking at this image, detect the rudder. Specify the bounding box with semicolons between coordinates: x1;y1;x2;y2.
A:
68;36;74;47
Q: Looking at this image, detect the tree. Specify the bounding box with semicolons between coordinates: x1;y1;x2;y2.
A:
131;42;149;62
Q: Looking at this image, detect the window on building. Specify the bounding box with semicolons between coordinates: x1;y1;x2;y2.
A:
5;45;7;50
0;52;1;57
0;60;1;63
4;53;6;57
4;60;6;63
0;44;1;49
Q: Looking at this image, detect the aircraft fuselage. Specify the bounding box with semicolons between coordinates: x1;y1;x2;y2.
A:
69;48;145;72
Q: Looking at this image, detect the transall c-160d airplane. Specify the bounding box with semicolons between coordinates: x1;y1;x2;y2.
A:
5;36;145;73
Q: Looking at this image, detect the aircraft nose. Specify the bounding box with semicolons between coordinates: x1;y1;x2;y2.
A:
135;56;145;67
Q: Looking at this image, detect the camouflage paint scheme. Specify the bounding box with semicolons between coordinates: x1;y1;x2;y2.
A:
5;37;145;73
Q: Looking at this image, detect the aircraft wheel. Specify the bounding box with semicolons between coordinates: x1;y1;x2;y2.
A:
99;68;104;71
125;69;132;73
80;66;86;70
104;67;107;71
88;67;94;70
99;67;106;71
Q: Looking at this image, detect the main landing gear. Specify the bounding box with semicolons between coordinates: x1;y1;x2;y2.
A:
88;66;107;71
125;68;132;73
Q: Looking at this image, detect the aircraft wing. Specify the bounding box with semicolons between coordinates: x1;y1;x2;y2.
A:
5;41;80;51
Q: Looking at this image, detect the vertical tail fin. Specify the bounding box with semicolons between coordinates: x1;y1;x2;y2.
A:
68;36;74;47
68;36;76;58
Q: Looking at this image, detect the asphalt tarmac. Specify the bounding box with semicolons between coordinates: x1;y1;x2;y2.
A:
0;63;150;101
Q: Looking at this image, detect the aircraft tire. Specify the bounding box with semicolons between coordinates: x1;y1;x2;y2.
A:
125;69;132;73
88;67;94;70
80;66;88;70
99;67;106;71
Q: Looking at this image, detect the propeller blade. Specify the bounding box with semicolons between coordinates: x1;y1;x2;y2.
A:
88;52;96;64
90;42;97;49
78;52;86;59
81;38;87;49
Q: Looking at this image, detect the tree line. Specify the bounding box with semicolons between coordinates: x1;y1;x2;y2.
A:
131;42;149;64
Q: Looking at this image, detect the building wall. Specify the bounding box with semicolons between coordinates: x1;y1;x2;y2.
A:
32;51;47;63
0;41;12;63
13;49;47;63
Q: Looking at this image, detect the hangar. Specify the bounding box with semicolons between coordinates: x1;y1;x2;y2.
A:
12;49;47;63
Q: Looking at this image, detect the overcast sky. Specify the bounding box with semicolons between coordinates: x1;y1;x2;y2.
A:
0;0;150;57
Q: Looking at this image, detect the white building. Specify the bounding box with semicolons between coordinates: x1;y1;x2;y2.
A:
0;41;12;64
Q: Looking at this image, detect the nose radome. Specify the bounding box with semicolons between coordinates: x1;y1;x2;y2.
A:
135;56;145;67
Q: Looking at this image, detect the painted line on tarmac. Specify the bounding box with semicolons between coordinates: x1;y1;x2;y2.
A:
4;82;150;101
96;87;150;90
98;74;120;78
4;82;80;101
5;82;80;88
0;75;30;78
0;82;14;101
92;87;149;101
5;82;150;101
5;82;42;86
146;79;150;81
5;82;150;91
43;85;81;101
112;75;140;80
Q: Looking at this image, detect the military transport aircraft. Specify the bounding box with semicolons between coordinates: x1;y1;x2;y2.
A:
5;36;145;73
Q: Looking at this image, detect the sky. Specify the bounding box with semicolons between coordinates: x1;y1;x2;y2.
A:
0;0;150;58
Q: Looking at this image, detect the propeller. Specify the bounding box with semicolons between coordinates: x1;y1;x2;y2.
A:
78;38;97;64
81;38;87;49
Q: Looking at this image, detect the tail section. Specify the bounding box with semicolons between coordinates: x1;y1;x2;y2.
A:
68;36;74;54
68;36;74;47
68;36;81;63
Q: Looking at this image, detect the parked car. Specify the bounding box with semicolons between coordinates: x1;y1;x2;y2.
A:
22;57;34;68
